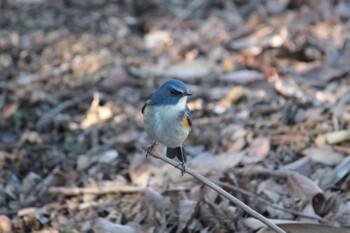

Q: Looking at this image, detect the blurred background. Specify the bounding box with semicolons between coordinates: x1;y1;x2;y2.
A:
0;0;350;232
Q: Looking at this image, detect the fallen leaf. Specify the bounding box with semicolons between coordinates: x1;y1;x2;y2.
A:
217;86;245;110
129;162;159;187
0;215;12;233
334;156;350;184
299;203;319;223
333;201;350;227
17;73;39;86
265;0;289;15
98;150;119;164
303;147;344;165
311;168;337;190
284;156;313;177
178;200;197;232
268;71;310;104
189;151;244;174
244;138;270;164
144;30;172;49
287;172;324;202
93;218;138;233
315;130;350;146
220;70;265;84
2;102;18;120
163;59;212;80
144;187;165;210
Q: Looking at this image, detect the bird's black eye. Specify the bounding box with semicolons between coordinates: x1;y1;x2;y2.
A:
170;90;177;95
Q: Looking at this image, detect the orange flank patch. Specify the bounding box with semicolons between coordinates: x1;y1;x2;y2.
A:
182;113;191;129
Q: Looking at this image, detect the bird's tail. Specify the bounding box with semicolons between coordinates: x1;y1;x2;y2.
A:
166;146;187;163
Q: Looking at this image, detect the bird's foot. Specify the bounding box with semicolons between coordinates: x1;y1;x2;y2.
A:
175;162;186;176
145;141;156;157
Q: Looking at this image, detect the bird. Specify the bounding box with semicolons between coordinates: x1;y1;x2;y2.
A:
142;79;192;175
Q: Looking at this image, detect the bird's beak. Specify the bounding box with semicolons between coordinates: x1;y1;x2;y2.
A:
184;90;192;96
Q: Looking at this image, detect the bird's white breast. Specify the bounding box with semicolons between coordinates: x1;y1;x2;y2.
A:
143;96;190;147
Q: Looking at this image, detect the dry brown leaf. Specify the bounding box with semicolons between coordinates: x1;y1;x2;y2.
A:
217;86;245;110
265;0;290;15
312;168;337;189
269;72;310;104
2;102;18;120
77;155;96;171
189;151;244;174
144;187;165;210
335;156;350;184
302;147;344;165
287;172;324;202
333;201;350;227
129;163;159;187
299;203;319;223
100;67;129;91
230;26;273;50
265;204;293;219
80;93;113;128
178;200;197;232
315;130;350;146
0;215;12;233
244;137;270;164
144;30;172;49
257;178;287;196
93;218;137;233
129;153;160;187
284;156;312;177
98;150;119;164
163;59;212;80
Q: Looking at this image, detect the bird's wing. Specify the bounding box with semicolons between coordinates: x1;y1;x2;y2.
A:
142;99;150;114
185;105;192;127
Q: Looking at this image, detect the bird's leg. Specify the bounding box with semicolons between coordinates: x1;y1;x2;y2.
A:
145;141;156;157
175;146;186;176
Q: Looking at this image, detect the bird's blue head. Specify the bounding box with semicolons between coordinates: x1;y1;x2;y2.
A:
149;79;192;106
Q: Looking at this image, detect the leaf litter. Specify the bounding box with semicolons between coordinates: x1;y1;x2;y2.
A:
0;0;350;232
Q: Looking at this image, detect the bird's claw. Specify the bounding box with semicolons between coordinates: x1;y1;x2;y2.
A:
145;141;156;157
175;162;186;176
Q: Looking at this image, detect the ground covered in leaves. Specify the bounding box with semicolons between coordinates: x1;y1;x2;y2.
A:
1;0;350;232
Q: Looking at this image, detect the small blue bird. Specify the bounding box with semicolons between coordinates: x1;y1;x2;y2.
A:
142;79;192;175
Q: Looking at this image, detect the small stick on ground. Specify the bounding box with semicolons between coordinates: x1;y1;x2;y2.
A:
148;151;287;233
169;0;205;28
36;91;93;129
48;186;146;195
215;181;326;223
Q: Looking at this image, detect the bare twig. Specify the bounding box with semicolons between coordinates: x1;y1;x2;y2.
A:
169;0;205;28
148;151;287;233
215;181;326;223
36;91;92;129
234;166;288;178
48;186;145;195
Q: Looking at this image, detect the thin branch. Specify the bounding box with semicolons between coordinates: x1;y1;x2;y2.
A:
36;91;92;129
169;0;205;28
215;181;326;223
48;186;146;195
234;166;288;178
148;151;287;233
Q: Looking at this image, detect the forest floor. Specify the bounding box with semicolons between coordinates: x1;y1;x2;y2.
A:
1;0;350;232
